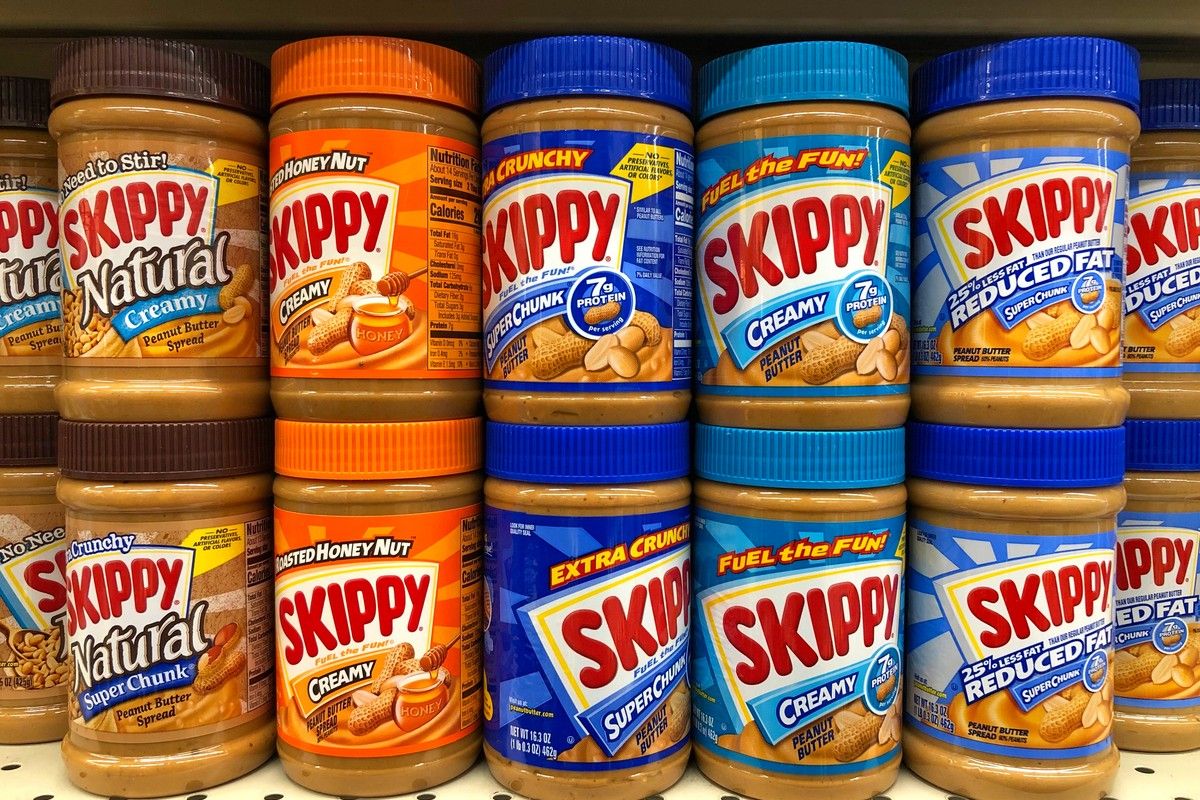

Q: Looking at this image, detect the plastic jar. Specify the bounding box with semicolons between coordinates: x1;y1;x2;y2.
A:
695;42;911;431
481;36;693;425
49;37;270;422
910;37;1141;428
1125;80;1200;418
1113;419;1200;752
0;414;66;743
905;423;1125;800
273;418;484;794
269;37;481;422
0;78;61;415
483;422;691;799
57;419;274;798
691;425;905;800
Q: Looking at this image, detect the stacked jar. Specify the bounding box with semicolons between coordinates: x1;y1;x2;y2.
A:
266;37;486;796
690;41;911;800
47;37;277;796
905;37;1141;799
479;35;695;800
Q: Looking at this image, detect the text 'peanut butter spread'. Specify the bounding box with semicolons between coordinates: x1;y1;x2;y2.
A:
482;36;693;425
57;419;275;798
0;414;66;744
50;37;270;422
0;79;60;415
905;423;1126;800
911;37;1140;428
1114;420;1200;752
269;37;482;422
1125;80;1200;419
690;425;905;800
273;418;484;795
483;422;691;799
695;42;911;430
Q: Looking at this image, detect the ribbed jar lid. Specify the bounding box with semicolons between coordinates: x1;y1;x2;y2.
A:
0;77;50;129
276;418;482;479
1126;418;1200;472
486;421;689;484
0;414;57;466
59;418;273;480
1139;78;1200;131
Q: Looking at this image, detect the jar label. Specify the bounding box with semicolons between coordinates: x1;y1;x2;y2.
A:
64;511;273;739
57;147;266;361
1114;510;1200;707
0;504;67;701
913;148;1128;377
690;508;904;774
905;521;1116;758
481;130;693;392
483;505;691;770
0;185;61;364
695;134;910;397
1123;174;1200;372
269;130;481;380
274;505;483;757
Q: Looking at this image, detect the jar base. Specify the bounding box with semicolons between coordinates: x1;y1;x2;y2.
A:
1114;706;1200;752
278;733;480;796
911;378;1128;428
694;743;899;800
0;365;58;415
274;377;481;421
696;392;908;430
58;364;270;422
1126;373;1200;420
484;740;689;800
0;700;66;744
485;389;690;425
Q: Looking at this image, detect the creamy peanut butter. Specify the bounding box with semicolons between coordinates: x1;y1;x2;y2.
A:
911;38;1140;428
690;425;904;800
269;37;481;422
483;422;691;800
481;36;692;425
905;422;1124;800
273;418;483;795
50;37;270;422
57;419;274;797
695;43;911;431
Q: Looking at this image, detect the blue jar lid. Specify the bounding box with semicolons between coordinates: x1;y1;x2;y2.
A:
1140;78;1200;131
698;41;909;121
486;421;689;484
483;35;691;115
908;423;1124;488
1126;419;1200;472
695;424;904;489
912;36;1140;120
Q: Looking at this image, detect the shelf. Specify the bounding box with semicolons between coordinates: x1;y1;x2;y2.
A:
0;743;1190;800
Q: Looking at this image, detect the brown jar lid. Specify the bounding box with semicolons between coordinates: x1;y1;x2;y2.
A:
0;77;50;129
59;418;272;480
52;36;268;118
0;414;57;466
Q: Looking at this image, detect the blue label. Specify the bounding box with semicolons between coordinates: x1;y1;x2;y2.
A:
1115;509;1200;709
483;504;690;770
695;134;910;398
691;506;904;775
906;520;1116;759
913;146;1127;379
481;131;692;392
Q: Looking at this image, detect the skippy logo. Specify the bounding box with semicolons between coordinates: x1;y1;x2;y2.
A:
698;561;901;743
1124;185;1200;325
698;178;890;367
0;188;62;338
482;175;629;367
0;523;66;630
520;546;689;756
1114;524;1199;648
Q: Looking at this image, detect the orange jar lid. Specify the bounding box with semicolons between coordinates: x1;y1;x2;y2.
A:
271;35;479;114
275;417;482;480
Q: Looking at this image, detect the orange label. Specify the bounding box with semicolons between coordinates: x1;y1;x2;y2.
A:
274;504;482;757
269;129;482;380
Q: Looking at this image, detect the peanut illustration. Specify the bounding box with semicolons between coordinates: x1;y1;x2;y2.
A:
1081;289;1100;304
1023;308;1083;360
529;326;562;349
799;336;865;384
857;337;884;376
630;311;662;346
347;278;379;298
63;290;114;357
1166;317;1200;356
218;263;256;310
308;307;353;355
830;709;886;762
607;346;640;378
222;296;252;324
584;333;619;372
326;262;373;311
1116;649;1168;690
348;687;398;734
529;332;591;379
583;301;621;325
852;305;883;329
371;642;417;693
3;626;68;689
1039;689;1090;742
617;325;645;351
195;648;246;693
663;685;690;743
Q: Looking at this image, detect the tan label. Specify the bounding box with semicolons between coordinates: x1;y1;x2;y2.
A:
0;504;67;701
64;511;272;741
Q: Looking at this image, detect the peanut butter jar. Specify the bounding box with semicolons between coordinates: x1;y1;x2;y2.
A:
484;422;691;799
482;36;693;425
911;37;1140;428
274;418;484;795
0;79;61;415
1113;419;1200;752
270;37;482;422
1125;79;1200;418
905;423;1125;800
691;425;905;800
0;414;66;744
695;42;911;430
57;419;275;797
50;38;270;422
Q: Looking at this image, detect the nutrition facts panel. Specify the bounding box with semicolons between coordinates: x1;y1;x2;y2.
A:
427;145;483;372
